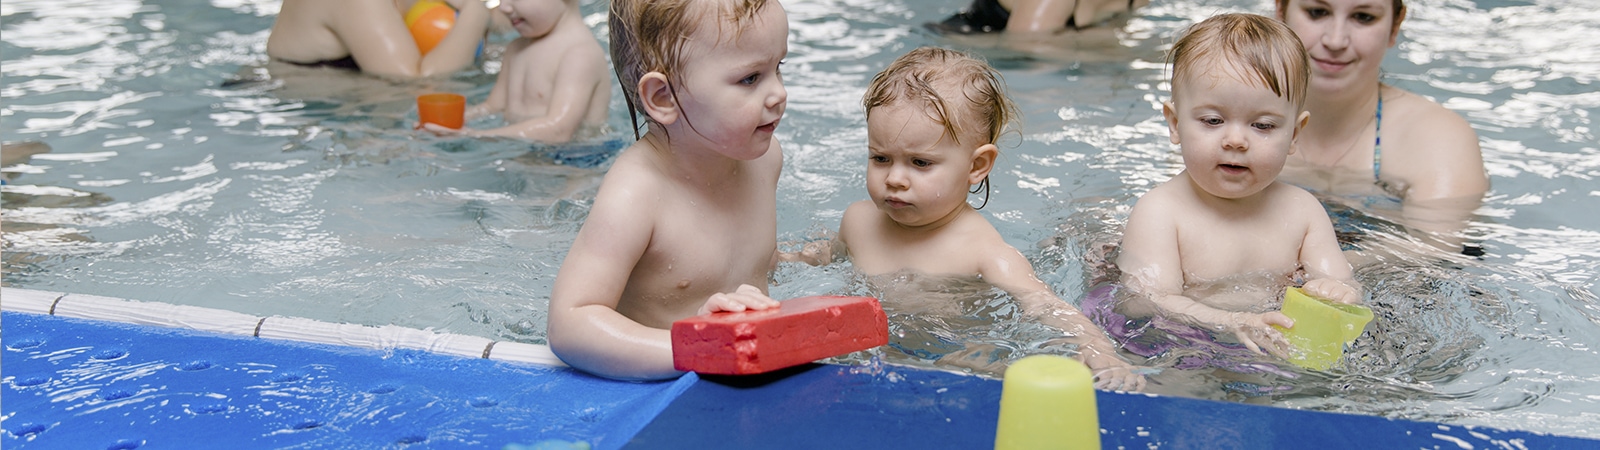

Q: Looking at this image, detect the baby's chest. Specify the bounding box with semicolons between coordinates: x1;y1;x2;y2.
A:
1175;221;1304;276
651;206;775;272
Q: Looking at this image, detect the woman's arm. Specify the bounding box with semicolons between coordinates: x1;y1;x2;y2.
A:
333;0;489;79
1004;0;1077;33
1390;93;1490;252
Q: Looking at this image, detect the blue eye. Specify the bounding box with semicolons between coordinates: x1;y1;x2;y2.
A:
1203;117;1224;126
1253;122;1277;130
740;73;760;85
912;159;932;167
869;155;889;163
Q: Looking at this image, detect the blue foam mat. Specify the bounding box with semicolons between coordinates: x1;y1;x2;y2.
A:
628;363;1597;449
6;311;1596;449
2;312;691;449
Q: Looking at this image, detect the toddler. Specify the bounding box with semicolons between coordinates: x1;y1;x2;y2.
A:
788;47;1144;390
545;0;789;380
423;0;610;143
1114;13;1361;360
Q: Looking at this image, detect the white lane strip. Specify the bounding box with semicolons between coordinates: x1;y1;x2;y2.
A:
1;287;566;368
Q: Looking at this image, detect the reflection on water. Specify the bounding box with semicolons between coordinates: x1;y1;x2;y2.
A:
3;0;1598;439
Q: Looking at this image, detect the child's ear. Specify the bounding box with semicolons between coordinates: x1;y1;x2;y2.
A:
637;72;678;125
1162;101;1181;145
1289;110;1311;155
968;143;998;185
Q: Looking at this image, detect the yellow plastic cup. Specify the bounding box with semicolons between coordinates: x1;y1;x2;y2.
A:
1273;287;1373;371
995;355;1099;450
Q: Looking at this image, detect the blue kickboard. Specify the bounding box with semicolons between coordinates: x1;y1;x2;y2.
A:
626;363;1597;449
1;311;692;450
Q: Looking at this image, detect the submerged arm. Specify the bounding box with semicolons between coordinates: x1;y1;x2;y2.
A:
983;246;1145;391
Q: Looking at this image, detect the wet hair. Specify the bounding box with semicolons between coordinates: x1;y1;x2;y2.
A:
862;47;1018;209
609;0;772;139
1168;13;1310;109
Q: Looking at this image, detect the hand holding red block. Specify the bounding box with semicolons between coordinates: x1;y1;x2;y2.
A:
671;296;889;375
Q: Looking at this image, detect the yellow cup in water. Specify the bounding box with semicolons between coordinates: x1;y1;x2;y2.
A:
1273;287;1373;370
995;355;1099;450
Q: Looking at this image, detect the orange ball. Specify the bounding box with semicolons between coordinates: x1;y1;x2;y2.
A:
405;1;455;56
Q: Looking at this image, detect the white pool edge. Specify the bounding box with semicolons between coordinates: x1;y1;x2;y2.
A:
0;287;566;368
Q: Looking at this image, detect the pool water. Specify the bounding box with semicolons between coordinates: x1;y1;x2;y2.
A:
3;0;1597;439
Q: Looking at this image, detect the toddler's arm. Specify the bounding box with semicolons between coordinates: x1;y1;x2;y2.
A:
546;187;680;380
1299;196;1362;304
985;246;1146;391
777;237;844;266
1138;291;1296;358
547;170;779;380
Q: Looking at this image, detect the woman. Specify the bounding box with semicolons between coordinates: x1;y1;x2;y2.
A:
1276;0;1489;254
266;0;490;79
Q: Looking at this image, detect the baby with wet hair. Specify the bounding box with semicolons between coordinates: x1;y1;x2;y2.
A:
1113;13;1362;360
545;0;789;380
786;46;1145;390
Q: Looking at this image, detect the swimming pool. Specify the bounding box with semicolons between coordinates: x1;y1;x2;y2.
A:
3;0;1596;440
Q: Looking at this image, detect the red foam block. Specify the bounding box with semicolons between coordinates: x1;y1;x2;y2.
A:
671;296;888;375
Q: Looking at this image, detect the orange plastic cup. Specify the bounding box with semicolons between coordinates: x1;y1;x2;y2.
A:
417;93;465;129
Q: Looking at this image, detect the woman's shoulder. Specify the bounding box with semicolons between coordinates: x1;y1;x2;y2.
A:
1383;85;1478;143
1380;85;1487;199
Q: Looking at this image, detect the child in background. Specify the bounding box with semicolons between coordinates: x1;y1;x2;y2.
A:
1113;13;1361;361
785;47;1145;391
422;0;611;143
545;0;789;380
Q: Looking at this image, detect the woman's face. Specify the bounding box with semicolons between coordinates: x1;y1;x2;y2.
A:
1279;0;1404;96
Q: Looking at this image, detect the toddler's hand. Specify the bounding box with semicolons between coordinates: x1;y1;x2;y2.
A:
1303;278;1362;304
1082;350;1147;392
697;284;780;315
1230;311;1293;359
420;122;465;136
778;240;832;266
